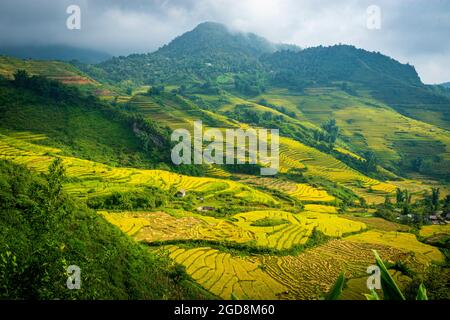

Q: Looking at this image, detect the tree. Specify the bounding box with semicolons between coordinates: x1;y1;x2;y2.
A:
13;69;30;87
412;157;423;172
396;188;404;205
444;195;450;212
431;188;440;212
46;158;66;209
147;85;164;96
363;151;377;173
321;119;339;144
384;195;392;208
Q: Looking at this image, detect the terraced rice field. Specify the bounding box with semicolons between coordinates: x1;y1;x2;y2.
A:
303;204;338;213
342;215;411;232
0;133;278;206
334;105;450;173
101;209;366;251
238;176;334;202
345;230;445;265
100;211;151;236
261;239;431;299
232;210;366;250
102;211;255;244
419;224;450;238
278;137;397;194
0;56;97;85
163;245;287;299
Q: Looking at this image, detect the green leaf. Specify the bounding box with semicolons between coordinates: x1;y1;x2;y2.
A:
364;289;380;300
231;292;239;300
372;250;405;300
325;272;345;300
416;283;428;300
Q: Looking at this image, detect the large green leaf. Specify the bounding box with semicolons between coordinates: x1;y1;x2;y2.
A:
325;272;346;300
416;283;428;300
372;250;406;300
364;289;380;300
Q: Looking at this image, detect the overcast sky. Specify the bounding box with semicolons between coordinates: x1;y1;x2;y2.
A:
0;0;448;83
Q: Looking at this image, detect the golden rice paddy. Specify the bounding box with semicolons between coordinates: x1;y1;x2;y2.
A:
345;230;444;264
163;245;287;300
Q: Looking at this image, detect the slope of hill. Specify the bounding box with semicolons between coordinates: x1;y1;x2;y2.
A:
0;56;97;86
262;46;450;130
254;88;450;180
0;73;170;168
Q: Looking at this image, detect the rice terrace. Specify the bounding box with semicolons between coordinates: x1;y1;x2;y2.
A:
0;0;449;307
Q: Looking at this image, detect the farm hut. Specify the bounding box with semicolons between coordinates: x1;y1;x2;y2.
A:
175;189;186;198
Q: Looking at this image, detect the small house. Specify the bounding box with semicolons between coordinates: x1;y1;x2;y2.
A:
175;189;186;198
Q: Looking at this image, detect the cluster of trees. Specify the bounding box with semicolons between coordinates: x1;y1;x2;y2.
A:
146;85;165;96
12;69;81;102
227;104;283;125
87;187;170;210
376;187;448;226
258;99;297;118
320;119;340;144
234;74;266;96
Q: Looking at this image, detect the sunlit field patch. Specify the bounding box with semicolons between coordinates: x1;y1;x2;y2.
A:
162;245;287;300
0;133;278;206
345;230;444;264
261;239;432;299
419;224;450;238
232;210;366;250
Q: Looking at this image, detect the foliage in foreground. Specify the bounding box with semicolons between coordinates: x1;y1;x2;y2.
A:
0;159;211;299
326;250;430;300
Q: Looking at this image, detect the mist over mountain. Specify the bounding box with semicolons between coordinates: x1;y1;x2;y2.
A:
0;45;111;64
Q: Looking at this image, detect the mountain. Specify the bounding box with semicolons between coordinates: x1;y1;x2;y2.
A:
0;45;111;64
95;22;279;85
158;22;276;58
439;82;450;88
91;22;449;130
262;44;421;87
262;45;450;129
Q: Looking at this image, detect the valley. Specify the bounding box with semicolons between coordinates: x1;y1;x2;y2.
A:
0;21;449;301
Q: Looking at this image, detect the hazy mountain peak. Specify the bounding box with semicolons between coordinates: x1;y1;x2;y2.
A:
157;21;276;58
